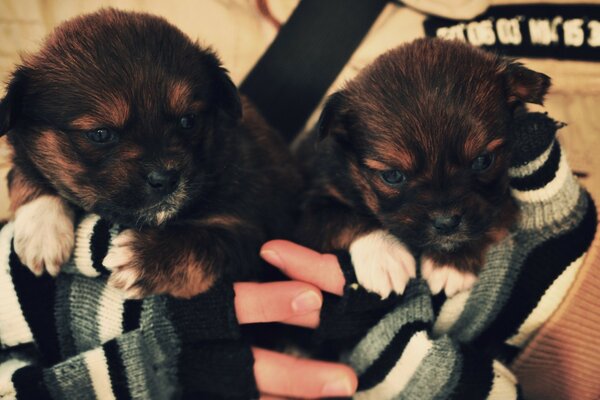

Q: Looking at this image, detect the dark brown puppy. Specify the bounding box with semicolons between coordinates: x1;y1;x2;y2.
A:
0;9;300;298
297;38;549;298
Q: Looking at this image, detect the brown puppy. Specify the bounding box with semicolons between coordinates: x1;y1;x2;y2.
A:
297;38;549;298
0;9;299;298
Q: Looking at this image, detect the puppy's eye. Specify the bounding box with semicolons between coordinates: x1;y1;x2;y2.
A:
380;170;406;186
471;153;494;172
178;114;196;129
86;128;117;144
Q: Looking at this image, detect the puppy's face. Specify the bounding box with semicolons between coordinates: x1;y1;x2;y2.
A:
319;39;550;270
0;9;241;226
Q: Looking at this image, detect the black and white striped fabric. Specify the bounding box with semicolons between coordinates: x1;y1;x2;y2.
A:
0;219;257;400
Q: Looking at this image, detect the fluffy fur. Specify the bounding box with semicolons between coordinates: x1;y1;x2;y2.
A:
0;9;300;298
297;38;550;297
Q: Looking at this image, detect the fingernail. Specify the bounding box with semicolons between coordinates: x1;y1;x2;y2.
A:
291;290;322;313
321;378;354;397
260;249;283;267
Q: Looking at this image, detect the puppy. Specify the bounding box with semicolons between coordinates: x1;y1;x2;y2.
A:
0;9;300;298
297;38;550;298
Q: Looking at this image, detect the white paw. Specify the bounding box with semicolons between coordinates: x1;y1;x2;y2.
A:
13;195;75;276
103;230;143;299
421;258;477;297
349;230;416;299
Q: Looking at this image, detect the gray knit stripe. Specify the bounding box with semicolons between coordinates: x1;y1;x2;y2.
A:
115;332;152;399
526;186;590;237
517;177;582;232
69;275;107;352
42;352;95;399
397;336;460;400
138;296;180;398
449;237;519;343
347;281;434;375
54;275;77;359
512;144;579;225
451;187;590;342
139;297;174;367
432;350;462;400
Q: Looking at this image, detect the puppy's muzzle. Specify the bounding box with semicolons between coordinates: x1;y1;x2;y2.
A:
432;214;462;235
146;169;180;196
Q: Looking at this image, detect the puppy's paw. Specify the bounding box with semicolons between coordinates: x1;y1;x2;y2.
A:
349;230;416;299
103;229;215;299
103;230;147;299
421;258;477;297
13;195;75;276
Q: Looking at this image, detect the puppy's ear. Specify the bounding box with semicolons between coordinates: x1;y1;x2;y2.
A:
214;67;242;126
318;91;346;140
0;68;28;136
501;61;551;106
201;48;242;127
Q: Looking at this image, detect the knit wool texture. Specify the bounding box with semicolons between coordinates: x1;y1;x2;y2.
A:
0;218;258;399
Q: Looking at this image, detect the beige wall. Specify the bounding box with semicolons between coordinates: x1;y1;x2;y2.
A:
1;0;599;220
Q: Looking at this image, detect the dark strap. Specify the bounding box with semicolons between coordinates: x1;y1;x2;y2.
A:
240;0;389;143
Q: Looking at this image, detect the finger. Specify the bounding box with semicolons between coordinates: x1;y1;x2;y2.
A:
261;240;345;296
281;310;320;329
234;281;322;325
252;347;357;399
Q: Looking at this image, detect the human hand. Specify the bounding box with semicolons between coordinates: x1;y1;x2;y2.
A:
233;256;354;399
259;239;347;299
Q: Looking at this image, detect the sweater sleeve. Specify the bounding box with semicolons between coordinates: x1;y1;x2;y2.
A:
464;113;596;353
0;201;259;399
0;218;257;399
347;294;520;400
0;281;257;400
321;272;519;400
1;330;166;400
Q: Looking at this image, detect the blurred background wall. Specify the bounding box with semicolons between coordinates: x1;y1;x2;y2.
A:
1;0;598;220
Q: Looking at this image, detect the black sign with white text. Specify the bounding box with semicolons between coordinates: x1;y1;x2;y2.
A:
424;4;600;61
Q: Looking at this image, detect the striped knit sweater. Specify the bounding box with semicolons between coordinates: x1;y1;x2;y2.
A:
0;216;258;399
315;112;597;399
0;113;596;399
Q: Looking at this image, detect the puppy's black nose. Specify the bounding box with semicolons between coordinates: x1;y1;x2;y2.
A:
433;214;462;234
146;170;179;194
